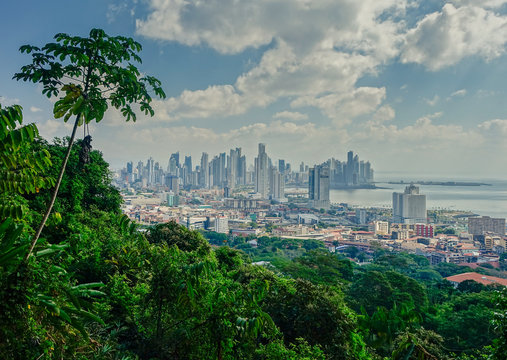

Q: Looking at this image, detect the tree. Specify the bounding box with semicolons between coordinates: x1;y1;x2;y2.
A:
14;28;165;260
0;104;53;221
263;278;364;359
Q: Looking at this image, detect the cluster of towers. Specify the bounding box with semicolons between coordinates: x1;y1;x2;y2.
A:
121;147;374;206
125;149;247;192
254;144;285;201
328;151;374;187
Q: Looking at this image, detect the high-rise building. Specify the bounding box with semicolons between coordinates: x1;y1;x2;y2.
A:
184;156;192;186
255;143;269;198
238;155;246;185
269;166;285;201
215;217;229;234
468;216;506;236
308;164;330;209
227;148;240;189
200;152;209;188
278;159;285;174
165;174;179;194
146;157;154;185
392;184;427;224
168;152;179;175
170;152;180;168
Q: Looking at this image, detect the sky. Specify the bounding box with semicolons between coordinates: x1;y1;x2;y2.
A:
1;0;507;178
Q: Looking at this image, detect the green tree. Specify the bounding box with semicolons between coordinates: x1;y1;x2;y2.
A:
263;278;365;359
14;28;165;259
0;104;53;221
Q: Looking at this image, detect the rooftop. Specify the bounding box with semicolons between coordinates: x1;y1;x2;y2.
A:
445;272;507;287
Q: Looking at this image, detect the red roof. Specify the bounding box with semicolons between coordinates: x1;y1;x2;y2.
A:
445;272;507;287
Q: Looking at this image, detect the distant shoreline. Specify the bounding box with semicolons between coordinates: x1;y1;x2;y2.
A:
331;184;389;190
387;181;491;187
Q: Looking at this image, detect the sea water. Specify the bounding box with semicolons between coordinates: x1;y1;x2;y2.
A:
329;175;507;218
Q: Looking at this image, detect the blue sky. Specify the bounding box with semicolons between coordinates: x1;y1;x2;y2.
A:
1;0;507;178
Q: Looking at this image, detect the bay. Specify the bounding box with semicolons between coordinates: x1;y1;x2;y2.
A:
328;175;507;218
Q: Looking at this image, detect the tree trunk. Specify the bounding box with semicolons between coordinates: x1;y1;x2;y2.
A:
24;115;81;261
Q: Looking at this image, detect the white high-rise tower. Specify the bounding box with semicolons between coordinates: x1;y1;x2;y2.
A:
255;143;269;198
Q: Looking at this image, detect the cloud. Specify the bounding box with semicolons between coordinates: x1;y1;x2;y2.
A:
36;119;74;139
373;105;396;123
401;4;507;70
137;1;408;122
424;95;440;106
0;96;20;106
107;2;135;23
30;106;43;113
136;1;507;124
450;89;467;97
478;119;507;135
358;114;476;147
292;87;387;125
273;111;308;121
451;0;507;9
137;0;407;56
152;84;261;121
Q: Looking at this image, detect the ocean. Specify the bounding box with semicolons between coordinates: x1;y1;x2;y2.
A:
328;175;507;218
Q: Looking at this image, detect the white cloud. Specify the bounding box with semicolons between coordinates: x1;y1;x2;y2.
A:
401;4;507;70
450;89;467;97
138;1;408;122
30;106;43;113
478;118;507;135
373;105;396;122
137;1;507;124
0;96;20;106
137;0;407;56
292;87;386;125
358;114;477;147
36;119;74;139
273;111;308;121
451;0;507;9
424;95;440;106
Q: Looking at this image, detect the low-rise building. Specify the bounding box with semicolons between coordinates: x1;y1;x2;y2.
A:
445;272;507;287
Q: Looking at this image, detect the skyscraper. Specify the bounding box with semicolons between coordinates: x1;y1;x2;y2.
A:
308;164;330;209
200;152;209;188
146;157;154;185
184;155;192;186
165;174;179;194
255;143;269;198
392;184;427;224
278;159;285;174
227;148;240;189
238;154;246;185
269;166;285;201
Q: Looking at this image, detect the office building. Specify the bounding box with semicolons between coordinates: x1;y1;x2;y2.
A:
308;164;330;209
269;166;285;202
215;217;229;234
468;216;506;236
255;143;269;198
392;184;427;224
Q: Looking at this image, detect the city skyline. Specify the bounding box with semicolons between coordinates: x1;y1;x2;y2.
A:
1;1;507;177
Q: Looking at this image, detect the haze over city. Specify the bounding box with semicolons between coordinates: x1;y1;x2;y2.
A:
1;1;507;177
